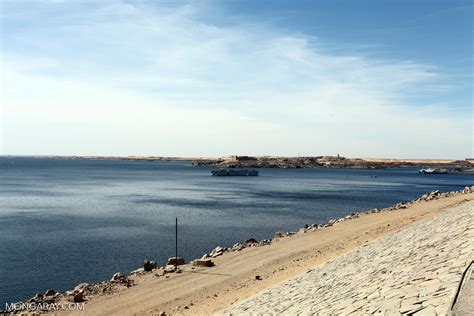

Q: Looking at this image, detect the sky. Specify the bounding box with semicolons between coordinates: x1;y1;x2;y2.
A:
0;0;472;158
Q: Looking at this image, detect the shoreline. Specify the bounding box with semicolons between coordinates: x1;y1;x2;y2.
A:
5;186;473;315
1;155;473;170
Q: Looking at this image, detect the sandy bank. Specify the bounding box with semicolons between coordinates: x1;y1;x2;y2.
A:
38;189;473;316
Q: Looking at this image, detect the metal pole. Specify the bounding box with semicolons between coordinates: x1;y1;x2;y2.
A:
175;217;178;271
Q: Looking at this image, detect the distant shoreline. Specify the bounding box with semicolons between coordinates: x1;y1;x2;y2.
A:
2;155;473;171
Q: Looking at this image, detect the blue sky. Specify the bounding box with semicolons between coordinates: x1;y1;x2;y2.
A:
0;0;472;158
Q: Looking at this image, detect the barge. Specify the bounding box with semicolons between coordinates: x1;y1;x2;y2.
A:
211;169;259;176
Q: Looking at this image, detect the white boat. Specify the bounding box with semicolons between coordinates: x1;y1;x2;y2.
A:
419;168;450;174
419;168;436;174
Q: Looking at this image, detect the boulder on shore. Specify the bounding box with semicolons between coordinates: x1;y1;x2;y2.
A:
167;257;185;266
43;295;55;303
110;272;126;282
130;268;145;275
44;289;55;297
193;259;215;267
209;246;225;258
30;293;43;303
74;283;89;291
73;290;84;302
164;264;179;273
144;260;157;271
232;243;245;251
245;238;258;244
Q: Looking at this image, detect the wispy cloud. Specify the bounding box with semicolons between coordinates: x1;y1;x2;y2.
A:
0;1;471;158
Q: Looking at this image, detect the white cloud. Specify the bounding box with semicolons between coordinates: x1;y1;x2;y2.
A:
0;1;471;158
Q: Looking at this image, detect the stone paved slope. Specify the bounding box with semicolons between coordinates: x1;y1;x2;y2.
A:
223;200;474;315
452;261;474;315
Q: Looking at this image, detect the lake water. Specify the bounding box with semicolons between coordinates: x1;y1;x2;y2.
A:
0;157;472;305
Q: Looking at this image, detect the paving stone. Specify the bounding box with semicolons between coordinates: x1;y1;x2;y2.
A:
223;201;474;315
399;302;423;314
413;305;437;316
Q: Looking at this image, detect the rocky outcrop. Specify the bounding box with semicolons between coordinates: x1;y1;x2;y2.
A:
192;156;474;169
49;155;473;170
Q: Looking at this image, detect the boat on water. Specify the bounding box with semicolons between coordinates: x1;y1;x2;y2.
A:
211;169;259;176
418;167;472;174
419;168;437;174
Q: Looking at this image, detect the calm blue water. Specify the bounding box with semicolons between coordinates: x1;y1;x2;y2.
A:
0;157;472;305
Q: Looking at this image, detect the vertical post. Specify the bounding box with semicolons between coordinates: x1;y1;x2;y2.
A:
175;217;178;271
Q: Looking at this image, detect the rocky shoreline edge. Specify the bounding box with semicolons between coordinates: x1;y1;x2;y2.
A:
192;155;474;170
3;186;474;315
3;155;473;170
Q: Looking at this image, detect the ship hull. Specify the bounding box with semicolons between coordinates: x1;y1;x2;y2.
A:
211;169;259;176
